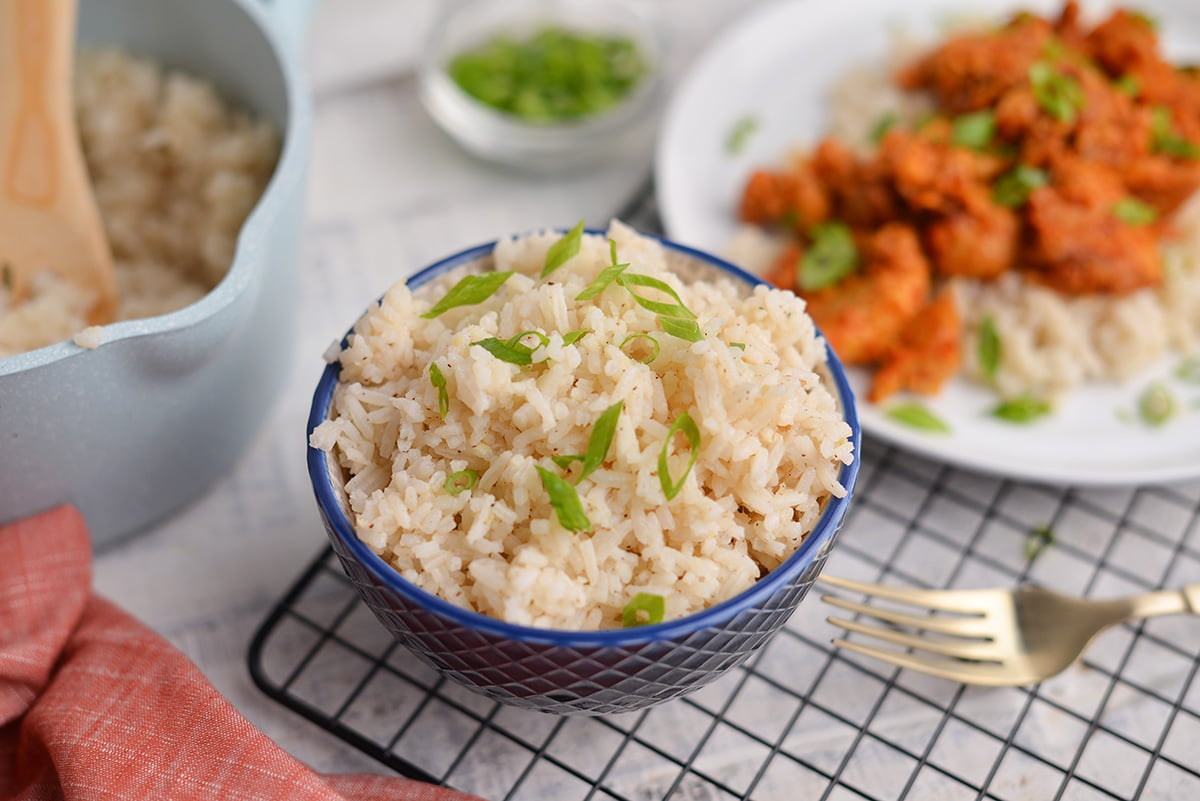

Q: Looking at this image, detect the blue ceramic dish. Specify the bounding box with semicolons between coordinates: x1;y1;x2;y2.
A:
307;234;861;716
0;0;317;547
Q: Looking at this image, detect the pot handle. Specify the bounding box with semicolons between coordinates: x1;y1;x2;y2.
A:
259;0;322;55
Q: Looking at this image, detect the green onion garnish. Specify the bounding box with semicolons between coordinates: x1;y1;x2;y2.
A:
885;402;951;434
536;465;592;532
579;401;623;482
622;592;665;627
1151;106;1200;159
1176;357;1200;383
1024;524;1055;563
1139;381;1177;426
575;242;629;301
659;411;700;501
952;110;996;150
620;332;660;363
726;115;758;155
1029;62;1084;124
991;393;1052;423
444;469;478;495
1112;197;1158;226
870;112;898;145
798;221;858;291
562;328;590;346
658;316;704;342
616;273;698;319
429;363;449;418
992;164;1049;207
471;332;541;365
978;317;1001;383
1114;74;1140;97
541;220;584;277
421;271;515;318
729;342;747;351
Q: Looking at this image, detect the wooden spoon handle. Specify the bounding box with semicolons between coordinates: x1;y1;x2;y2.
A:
0;0;117;323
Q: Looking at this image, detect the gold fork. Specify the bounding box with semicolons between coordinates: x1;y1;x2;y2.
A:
819;575;1200;686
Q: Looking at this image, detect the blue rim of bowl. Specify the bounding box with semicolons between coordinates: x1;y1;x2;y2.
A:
307;231;862;648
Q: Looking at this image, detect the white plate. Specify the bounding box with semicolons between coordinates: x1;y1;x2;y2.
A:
657;0;1200;486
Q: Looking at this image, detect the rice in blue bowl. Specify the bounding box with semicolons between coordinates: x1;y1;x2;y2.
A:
308;220;859;714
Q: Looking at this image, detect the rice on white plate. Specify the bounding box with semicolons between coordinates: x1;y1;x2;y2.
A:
0;49;279;357
310;220;855;631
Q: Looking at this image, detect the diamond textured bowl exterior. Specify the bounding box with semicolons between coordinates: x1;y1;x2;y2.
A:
308;234;861;715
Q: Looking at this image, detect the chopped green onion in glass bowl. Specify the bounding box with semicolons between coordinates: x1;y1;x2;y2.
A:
419;0;663;172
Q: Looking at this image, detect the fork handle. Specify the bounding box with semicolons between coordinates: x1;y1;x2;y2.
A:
1128;584;1200;619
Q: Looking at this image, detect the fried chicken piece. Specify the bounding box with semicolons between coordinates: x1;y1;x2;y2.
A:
738;162;831;230
923;199;1020;280
802;223;931;364
878;130;1004;215
812;138;901;228
868;288;962;402
1024;157;1162;294
896;12;1054;113
1123;154;1200;216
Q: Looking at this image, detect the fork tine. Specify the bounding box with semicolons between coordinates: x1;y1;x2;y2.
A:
827;616;1003;661
833;638;1024;687
819;574;989;614
821;594;993;637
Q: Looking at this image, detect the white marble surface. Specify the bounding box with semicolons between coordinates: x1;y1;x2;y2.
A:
92;0;757;776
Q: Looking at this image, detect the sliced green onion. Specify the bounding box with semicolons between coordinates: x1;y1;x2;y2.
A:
992;164;1049;208
1175;357;1200;383
952;110;996;150
1029;61;1084;124
579;401;623;482
1151;106;1200;159
1113;74;1140;97
562;328;590;346
659;411;700;501
885;402;951;434
620;332;660;363
1112;197;1158;226
991;393;1052;423
429;363;450;418
1024;524;1055;563
658;316;704;342
471;335;537;365
575;256;628;301
421;271;515;318
870;112;898;145
726;115;758;155
729;342;747;351
550;454;584;470
622;592;665;627
1139;381;1177;426
798;222;858;291
444;469;478;495
536;465;592;532
617;273;698;319
978;317;1001;382
508;330;550;350
541;220;585;277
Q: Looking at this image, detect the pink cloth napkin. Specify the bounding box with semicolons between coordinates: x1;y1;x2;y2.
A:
0;506;482;801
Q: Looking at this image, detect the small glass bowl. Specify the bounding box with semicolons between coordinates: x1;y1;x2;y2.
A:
418;0;663;172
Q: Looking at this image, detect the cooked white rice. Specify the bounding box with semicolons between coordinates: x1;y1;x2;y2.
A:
0;49;279;357
727;38;1200;402
311;220;854;630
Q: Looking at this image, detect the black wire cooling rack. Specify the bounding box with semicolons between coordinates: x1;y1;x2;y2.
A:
248;183;1200;801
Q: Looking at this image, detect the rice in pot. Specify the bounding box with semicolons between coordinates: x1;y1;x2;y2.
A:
311;221;854;631
0;49;279;357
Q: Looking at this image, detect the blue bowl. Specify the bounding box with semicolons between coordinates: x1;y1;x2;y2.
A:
307;233;861;715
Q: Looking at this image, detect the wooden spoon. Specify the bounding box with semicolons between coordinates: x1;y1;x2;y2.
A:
0;0;118;325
